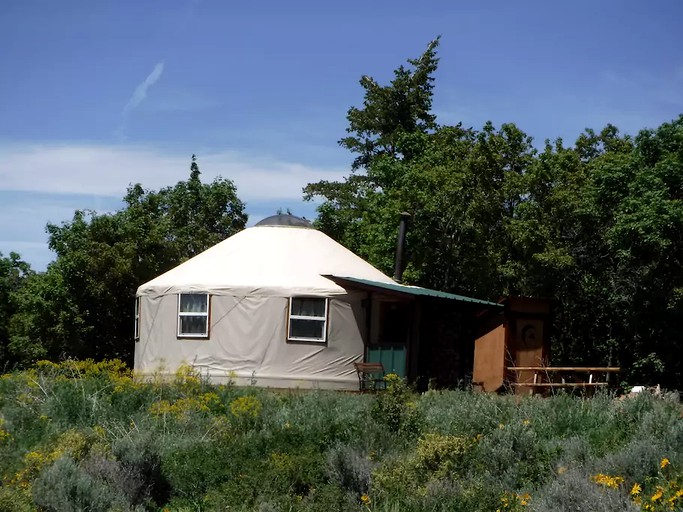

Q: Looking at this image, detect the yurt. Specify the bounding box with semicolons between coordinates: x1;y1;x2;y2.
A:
134;214;499;390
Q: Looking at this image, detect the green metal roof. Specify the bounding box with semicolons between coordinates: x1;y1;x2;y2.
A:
325;275;502;307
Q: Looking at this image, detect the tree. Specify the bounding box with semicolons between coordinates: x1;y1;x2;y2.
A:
341;37;440;172
305;38;683;388
0;252;32;366
509;120;683;388
7;156;247;366
304;37;442;259
305;39;535;299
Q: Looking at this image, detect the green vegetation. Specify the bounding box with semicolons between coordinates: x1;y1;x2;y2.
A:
1;38;682;388
1;156;247;368
305;38;683;389
0;362;680;511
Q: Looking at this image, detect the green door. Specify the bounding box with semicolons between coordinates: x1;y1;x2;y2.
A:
367;346;407;378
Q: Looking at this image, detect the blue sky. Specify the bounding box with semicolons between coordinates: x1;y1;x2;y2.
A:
1;0;682;270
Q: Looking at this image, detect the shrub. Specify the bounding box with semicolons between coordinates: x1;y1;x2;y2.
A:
110;433;171;507
630;457;683;512
0;361;681;511
416;432;473;476
371;373;422;436
230;395;263;427
325;443;373;496
0;485;33;512
530;468;639;512
160;438;245;504
473;420;554;489
32;455;135;512
372;432;476;500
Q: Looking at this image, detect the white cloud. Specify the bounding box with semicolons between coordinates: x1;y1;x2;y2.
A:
123;62;165;117
0;143;348;269
0;142;347;203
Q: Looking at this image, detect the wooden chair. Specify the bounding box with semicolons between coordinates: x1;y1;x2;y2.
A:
353;362;386;392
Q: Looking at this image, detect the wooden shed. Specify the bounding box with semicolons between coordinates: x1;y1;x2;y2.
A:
472;297;552;393
473;297;619;394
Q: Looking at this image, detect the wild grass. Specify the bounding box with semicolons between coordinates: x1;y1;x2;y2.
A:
0;360;680;511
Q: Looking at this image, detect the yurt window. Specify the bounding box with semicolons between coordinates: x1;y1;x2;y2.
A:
178;293;210;338
134;297;140;341
288;297;328;342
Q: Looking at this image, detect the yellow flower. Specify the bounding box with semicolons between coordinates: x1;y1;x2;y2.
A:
651;486;663;502
230;395;262;419
360;494;371;505
670;488;683;503
631;483;642;496
498;423;505;430
660;457;670;469
592;473;624;489
522;419;531;426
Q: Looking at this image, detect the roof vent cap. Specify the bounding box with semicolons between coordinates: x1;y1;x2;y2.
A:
255;214;313;228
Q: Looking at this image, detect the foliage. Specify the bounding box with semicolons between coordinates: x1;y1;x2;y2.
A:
5;156;247;367
371;373;422;435
305;39;683;389
0;38;680;390
0;252;32;367
0;361;681;511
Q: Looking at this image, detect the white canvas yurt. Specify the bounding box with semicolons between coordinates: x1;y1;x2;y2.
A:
134;214;400;389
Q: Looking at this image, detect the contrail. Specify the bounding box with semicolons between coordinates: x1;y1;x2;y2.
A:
122;61;165;116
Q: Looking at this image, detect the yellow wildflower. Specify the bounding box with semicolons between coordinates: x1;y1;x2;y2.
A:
651;486;663;502
360;494;371;505
592;473;624;489
631;482;642;496
230;395;262;419
660;457;670;469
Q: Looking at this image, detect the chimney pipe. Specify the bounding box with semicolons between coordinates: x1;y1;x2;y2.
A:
393;212;411;283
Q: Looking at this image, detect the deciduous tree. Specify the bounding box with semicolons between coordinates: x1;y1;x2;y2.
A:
8;157;247;365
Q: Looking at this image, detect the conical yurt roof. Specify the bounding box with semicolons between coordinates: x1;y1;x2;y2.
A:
137;215;396;298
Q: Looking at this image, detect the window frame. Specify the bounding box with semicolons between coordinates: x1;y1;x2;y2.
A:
134;296;140;341
177;293;210;339
287;297;329;343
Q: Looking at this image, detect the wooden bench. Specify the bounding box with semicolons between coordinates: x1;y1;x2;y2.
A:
506;367;620;393
354;362;386;392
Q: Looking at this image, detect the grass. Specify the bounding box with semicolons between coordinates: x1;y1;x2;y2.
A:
0;359;680;511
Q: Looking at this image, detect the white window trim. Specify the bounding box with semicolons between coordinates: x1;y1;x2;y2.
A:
134;297;140;341
177;293;210;338
288;297;328;343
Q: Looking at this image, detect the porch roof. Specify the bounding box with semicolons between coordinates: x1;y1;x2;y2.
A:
324;275;502;307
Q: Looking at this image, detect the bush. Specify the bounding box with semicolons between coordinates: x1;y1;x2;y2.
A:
325;444;374;496
160;439;233;503
0;361;681;511
530;468;639;512
371;373;423;436
32;455;135;512
110;433;170;507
